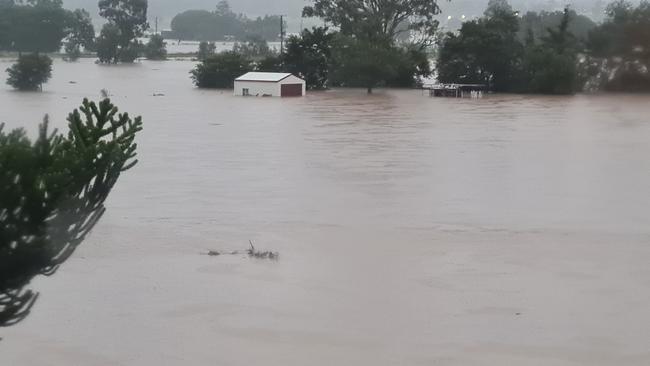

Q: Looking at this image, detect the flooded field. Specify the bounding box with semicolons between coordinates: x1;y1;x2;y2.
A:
1;59;650;365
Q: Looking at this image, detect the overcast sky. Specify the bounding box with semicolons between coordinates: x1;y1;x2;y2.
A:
60;0;626;29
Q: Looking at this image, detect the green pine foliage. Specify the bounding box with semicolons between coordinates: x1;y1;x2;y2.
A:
0;98;143;327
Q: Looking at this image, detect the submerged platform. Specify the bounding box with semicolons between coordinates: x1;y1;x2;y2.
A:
425;84;487;98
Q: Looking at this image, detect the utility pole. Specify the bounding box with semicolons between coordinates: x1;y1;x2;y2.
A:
155;17;159;35
280;15;285;55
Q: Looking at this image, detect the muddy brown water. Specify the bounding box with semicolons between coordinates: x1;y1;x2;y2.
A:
1;59;650;365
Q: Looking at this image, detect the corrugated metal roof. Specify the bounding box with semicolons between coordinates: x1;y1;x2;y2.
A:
235;72;293;82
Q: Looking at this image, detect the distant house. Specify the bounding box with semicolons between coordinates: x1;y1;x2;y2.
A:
234;72;306;97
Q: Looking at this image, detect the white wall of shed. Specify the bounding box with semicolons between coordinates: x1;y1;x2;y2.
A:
233;81;280;96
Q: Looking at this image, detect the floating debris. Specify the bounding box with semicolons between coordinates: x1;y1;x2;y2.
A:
247;240;279;260
202;241;278;261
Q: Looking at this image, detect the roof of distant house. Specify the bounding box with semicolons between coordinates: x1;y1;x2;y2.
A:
235;72;298;82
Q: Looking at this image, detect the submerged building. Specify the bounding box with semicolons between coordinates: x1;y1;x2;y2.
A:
234;72;306;97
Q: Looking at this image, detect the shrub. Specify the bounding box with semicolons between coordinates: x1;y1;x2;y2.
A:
6;54;53;91
145;34;167;60
190;51;251;88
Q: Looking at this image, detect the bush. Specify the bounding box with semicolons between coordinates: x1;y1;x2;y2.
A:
6;54;53;91
190;51;251;88
145;34;167;60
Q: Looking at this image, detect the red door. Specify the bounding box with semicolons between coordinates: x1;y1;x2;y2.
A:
281;84;303;97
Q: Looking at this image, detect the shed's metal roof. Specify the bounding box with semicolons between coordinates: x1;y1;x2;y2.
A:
235;72;294;82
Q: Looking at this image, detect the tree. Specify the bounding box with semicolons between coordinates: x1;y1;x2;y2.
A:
6;53;52;91
197;41;216;61
0;98;142;326
64;9;95;60
518;9;596;43
190;51;251;88
522;7;584;94
303;0;445;45
96;23;142;64
436;0;523;92
586;1;650;91
385;47;432;88
329;35;403;93
144;34;167;60
283;27;333;90
98;0;149;63
0;0;69;54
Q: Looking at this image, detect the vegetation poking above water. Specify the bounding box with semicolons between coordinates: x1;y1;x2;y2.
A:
203;241;279;261
5;53;52;91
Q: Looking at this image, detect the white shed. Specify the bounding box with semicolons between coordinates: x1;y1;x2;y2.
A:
234;72;306;97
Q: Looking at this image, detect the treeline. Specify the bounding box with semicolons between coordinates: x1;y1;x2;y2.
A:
192;0;443;93
0;0;95;58
191;28;431;93
437;0;650;94
1;0;167;90
168;1;283;41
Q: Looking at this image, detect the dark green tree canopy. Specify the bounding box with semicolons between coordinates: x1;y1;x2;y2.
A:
303;0;446;44
518;8;596;42
6;53;52;91
437;1;522;92
190;51;251;88
436;1;585;95
99;0;149;44
0;0;69;53
0;99;142;326
283;27;334;90
586;0;650;91
64;8;96;59
97;0;148;63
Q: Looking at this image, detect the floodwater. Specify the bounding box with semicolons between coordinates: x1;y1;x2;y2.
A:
1;59;650;365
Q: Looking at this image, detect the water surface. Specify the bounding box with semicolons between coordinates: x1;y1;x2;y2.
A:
1;59;649;365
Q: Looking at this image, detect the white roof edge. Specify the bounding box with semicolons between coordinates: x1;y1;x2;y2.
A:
235;72;300;82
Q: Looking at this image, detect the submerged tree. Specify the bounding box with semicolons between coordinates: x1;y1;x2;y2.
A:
283;27;334;90
190;51;251;88
586;0;650;91
97;0;149;63
436;0;522;92
0;99;143;327
303;0;444;45
522;7;584;94
64;9;96;60
6;53;53;91
144;34;167;60
303;0;442;93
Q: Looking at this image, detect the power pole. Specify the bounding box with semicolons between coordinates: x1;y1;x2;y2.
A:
280;15;284;55
155;17;159;35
